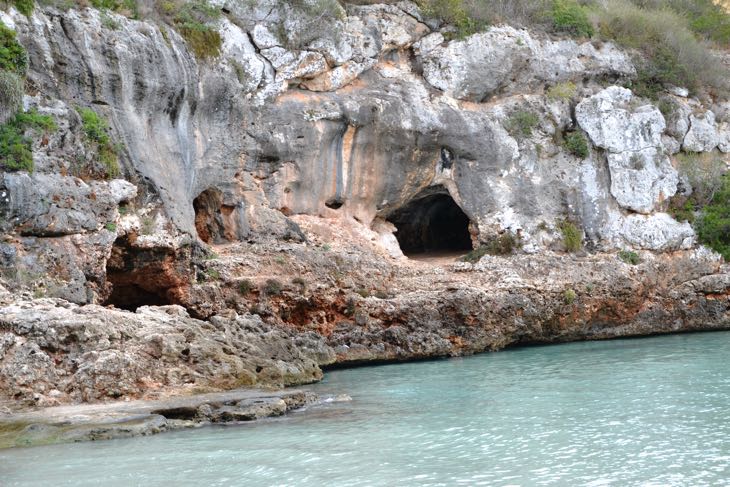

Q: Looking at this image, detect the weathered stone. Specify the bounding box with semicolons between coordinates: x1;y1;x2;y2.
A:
420;26;633;101
577;87;677;213
0;173;125;236
606;148;678;214
683;111;719;152
0;301;331;406
612;213;694;250
576;87;664;152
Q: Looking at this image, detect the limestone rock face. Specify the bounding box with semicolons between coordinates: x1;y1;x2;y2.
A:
683;111;720;152
610;213;695;251
420;26;634;101
0;300;333;406
0;173;135;236
576;87;677;214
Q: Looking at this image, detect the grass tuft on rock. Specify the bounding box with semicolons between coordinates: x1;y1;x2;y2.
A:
506;110;540;139
0;22;27;74
563;131;590;159
462;232;521;262
559;220;583;252
78;107;121;179
0;109;56;173
618;250;640;265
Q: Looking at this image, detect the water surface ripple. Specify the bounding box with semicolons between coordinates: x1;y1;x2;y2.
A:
3;332;730;486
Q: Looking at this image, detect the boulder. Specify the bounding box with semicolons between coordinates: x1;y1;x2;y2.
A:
683;111;719;152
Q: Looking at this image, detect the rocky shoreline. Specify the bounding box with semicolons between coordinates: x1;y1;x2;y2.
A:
1;0;730;450
0;388;325;449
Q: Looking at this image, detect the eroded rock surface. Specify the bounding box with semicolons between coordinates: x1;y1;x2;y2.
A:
576;87;677;214
0;1;729;429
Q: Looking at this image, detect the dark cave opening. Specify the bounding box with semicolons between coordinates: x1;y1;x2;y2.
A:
103;236;182;311
387;189;473;255
194;188;231;244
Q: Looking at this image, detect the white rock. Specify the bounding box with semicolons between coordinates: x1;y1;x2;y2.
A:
251;24;279;50
613;213;694;251
683;111;719;152
576;87;664;152
576;87;677;213
108;179;137;203
301;59;376;92
668;86;689;98
662;135;681;155
607;148;678;214
219;19;266;93
420;26;633;102
412;32;444;56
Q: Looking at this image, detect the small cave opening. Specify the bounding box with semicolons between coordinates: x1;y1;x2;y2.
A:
387;188;473;255
194;188;234;244
103;236;188;312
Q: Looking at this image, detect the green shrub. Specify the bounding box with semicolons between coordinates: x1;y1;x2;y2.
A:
684;0;730;45
90;0;138;17
563;131;590;159
594;0;724;94
559;220;583;252
506;110;540;139
657;97;676;120
0;109;56;173
79;107;111;144
551;0;594;37
167;0;222;60
547;81;577;101
461;245;489;263
564;288;577;304
101;12;121;30
105;222;117;232
461;233;521;262
417;0;485;39
695;174;730;260
178;23;221;59
262;278;283;296
669;197;696;223
676;152;726;207
618;250;640;265
78;107;121;179
238;279;254;295
0;22;27;74
13;0;34;16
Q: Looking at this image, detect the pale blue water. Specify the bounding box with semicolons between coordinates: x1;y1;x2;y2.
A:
3;332;730;486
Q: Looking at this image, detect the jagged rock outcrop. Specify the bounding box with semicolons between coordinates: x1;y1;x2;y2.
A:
419;26;634;102
576;86;678;214
0;300;332;407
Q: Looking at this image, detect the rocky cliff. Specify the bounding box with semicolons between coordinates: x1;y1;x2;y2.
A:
1;1;730;410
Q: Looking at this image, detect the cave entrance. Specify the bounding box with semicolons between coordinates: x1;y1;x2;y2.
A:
387;187;473;255
194;188;233;244
103;236;186;312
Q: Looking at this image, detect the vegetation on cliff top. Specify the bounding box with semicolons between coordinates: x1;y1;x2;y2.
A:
417;0;730;94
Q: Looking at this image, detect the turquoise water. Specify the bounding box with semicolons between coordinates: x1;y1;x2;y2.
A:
3;332;730;486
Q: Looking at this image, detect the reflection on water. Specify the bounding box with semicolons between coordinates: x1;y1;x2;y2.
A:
3;332;730;486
